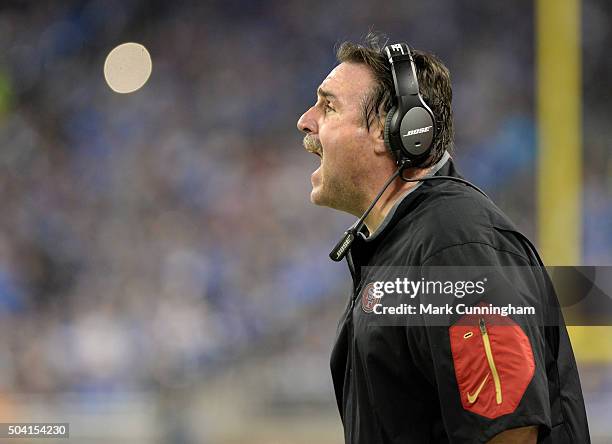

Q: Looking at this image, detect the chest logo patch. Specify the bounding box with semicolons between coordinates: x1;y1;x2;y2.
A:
361;283;379;313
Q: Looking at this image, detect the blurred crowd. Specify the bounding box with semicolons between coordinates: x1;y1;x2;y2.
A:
0;0;609;414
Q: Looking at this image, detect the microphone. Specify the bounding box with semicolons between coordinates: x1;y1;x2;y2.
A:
329;161;490;262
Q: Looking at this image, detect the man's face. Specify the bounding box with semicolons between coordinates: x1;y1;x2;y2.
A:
297;62;381;214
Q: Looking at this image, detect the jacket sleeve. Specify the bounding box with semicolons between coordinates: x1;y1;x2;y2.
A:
405;241;553;443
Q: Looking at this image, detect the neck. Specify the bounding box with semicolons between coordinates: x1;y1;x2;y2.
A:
363;166;432;236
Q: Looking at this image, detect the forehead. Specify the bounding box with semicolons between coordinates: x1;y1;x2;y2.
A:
319;62;376;106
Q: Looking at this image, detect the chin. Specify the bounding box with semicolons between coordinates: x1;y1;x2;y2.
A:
310;185;331;207
310;188;325;206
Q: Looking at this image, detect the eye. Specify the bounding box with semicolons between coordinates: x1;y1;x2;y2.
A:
324;101;335;113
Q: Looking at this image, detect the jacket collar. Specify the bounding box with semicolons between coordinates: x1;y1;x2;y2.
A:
358;150;453;244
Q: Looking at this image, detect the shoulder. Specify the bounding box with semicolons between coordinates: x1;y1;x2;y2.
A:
388;180;532;265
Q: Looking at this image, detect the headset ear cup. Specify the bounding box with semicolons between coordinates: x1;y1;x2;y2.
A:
383;106;396;154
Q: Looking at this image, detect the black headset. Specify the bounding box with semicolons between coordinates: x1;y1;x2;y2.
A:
383;43;436;165
329;42;491;262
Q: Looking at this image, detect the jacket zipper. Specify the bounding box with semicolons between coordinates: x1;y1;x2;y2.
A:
345;252;358;443
479;318;502;405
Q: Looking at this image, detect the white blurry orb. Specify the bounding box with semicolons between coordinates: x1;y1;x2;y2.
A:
104;42;152;94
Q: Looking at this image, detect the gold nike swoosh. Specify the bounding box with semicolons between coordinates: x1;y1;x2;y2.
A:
467;373;489;404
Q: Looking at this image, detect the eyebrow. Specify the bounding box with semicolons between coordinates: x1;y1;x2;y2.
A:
317;87;337;100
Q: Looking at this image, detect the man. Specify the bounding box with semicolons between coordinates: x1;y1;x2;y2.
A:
297;35;590;443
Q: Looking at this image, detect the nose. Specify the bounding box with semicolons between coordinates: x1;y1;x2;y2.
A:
297;106;317;134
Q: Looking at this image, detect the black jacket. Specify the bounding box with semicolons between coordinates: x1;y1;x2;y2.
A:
330;155;590;443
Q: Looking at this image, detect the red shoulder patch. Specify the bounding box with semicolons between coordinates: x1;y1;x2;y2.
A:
448;306;535;419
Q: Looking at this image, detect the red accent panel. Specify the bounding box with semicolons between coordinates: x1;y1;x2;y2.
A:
449;307;535;419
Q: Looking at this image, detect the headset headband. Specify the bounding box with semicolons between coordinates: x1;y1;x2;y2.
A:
384;43;419;98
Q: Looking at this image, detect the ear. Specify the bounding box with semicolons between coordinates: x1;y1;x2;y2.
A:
371;120;388;155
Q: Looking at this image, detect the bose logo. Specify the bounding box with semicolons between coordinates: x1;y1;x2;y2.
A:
335;237;352;259
403;126;432;137
333;233;355;260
